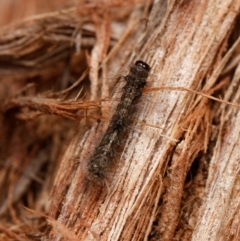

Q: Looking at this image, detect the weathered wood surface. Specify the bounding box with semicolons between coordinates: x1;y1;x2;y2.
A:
1;1;238;240
46;1;240;241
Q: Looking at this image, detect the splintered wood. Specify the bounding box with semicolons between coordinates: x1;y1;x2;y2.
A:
1;0;240;241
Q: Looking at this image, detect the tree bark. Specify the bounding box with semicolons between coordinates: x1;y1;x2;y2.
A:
48;1;240;240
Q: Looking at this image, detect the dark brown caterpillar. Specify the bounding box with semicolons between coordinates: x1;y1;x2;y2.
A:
88;60;150;179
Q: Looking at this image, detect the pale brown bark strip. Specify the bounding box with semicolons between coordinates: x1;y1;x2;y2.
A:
191;61;240;241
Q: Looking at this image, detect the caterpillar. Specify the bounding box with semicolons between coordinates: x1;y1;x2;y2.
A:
88;60;151;180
